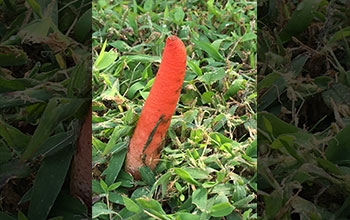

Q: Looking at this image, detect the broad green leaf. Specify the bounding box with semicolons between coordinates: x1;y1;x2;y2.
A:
0;143;12;164
109;192;123;204
224;76;244;99
175;213;200;220
232;182;247;201
0;118;31;151
187;60;202;76
94;40;107;68
233;194;255;208
92;202;117;218
110;40;131;51
264;191;283;218
27;0;43;18
258;112;299;137
48;190;88;218
0;87;55;109
258;74;286;110
193;39;225;61
201;91;215;104
102;126;131;155
257;72;280;90
192;187;207;210
131;186;151;200
139;166;156;185
144;0;153;11
279;0;322;43
150;171;172;197
322;83;350;108
202;182;217;188
92;180;104;194
67;60;89;98
28;146;74;220
164;4;169;18
0;46;28;67
280;136;305;163
127;81;146;99
128;12;138;36
174;168;200;186
100;179;108;193
136;198;165;214
209;132;234;146
95;50;118;71
182;168;209;179
33;131;75;157
211;39;225;51
326;125;350;164
174;7;185;24
245;138;257;158
328;26;350;45
317;158;344;175
104;148;127;185
0;78;39;93
122;196;140;213
74;8;92;43
208;202;234;217
183;109;199;124
18;18;51;42
290;54;309;77
198;68;226;85
127;55;159;63
0;160;30;187
18;211;28;220
136;198;171;219
241;32;256;42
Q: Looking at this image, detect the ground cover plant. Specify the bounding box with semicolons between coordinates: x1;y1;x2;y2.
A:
0;0;91;219
92;0;257;219
258;0;350;219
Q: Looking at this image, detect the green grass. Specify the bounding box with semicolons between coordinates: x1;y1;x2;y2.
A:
258;0;350;219
92;0;257;219
0;0;91;219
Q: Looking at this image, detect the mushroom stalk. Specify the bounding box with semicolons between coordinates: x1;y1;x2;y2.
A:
70;104;92;211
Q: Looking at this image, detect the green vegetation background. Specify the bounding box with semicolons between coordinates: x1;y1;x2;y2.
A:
92;0;257;219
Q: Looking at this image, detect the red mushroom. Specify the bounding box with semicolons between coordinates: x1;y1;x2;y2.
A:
125;35;187;180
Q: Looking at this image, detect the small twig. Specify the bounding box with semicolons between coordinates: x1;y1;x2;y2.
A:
143;210;163;220
292;37;322;56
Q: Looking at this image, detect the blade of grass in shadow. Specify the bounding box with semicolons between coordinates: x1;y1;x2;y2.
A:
27;145;74;220
0;212;16;220
0;118;31;152
279;0;322;43
0;160;30;189
67;60;90;98
0;45;28;66
0;78;40;93
20;97;85;161
32;130;77;158
0;87;55;109
326;125;350;165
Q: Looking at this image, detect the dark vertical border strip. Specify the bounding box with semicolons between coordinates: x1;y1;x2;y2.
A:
258;0;350;219
0;0;92;218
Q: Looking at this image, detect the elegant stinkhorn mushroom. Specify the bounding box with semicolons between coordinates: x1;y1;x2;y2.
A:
125;35;187;180
70;104;92;211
